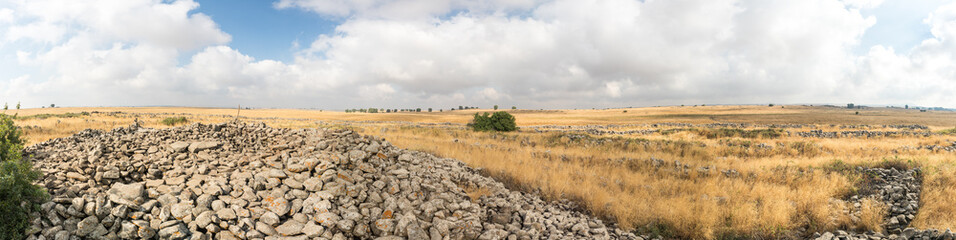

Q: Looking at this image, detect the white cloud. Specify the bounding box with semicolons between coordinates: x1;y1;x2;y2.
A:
846;2;956;106
4;0;229;50
2;0;955;109
0;8;14;23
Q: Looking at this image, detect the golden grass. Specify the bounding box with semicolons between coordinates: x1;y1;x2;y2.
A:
8;105;956;239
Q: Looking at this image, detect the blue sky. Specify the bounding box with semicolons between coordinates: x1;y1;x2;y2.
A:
1;0;955;109
195;0;335;62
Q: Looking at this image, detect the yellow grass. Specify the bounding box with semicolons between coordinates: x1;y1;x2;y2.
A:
7;105;956;239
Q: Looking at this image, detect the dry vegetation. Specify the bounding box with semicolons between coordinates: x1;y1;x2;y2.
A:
8;105;956;239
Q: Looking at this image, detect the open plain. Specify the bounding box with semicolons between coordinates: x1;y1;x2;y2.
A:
12;105;956;239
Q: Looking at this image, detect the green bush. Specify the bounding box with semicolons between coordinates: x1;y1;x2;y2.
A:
161;116;188;126
0;115;24;162
0;113;48;239
470;111;517;132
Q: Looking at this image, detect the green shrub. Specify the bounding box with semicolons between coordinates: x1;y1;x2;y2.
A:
470;111;517;132
0;113;48;239
938;127;956;135
161;116;188;126
0;115;24;162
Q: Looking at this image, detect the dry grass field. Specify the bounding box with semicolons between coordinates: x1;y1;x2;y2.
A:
7;105;956;239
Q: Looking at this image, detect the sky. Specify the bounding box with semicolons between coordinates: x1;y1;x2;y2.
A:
1;0;955;110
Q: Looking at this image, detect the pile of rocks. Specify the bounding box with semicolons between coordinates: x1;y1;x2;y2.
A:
23;122;641;240
796;130;936;138
814;167;956;240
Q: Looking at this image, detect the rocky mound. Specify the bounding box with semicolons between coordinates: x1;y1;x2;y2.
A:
22;122;639;240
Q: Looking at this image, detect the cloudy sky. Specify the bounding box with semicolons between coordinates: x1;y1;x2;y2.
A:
1;0;954;109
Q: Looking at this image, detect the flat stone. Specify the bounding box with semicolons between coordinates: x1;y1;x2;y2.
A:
188;141;222;153
170;142;190;152
66;172;88;181
108;182;144;206
165;176;186;185
276;220;305;236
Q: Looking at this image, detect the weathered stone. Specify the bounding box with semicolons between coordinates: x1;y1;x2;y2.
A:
260;211;280;226
158;222;189;240
216;208;237;220
188;141;222;153
170;142;190;152
75;216;99;236
276;220;305;236
66;172;88;181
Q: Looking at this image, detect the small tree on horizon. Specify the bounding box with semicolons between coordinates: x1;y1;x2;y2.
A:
494;105;498;110
511;106;516;110
428;108;432;112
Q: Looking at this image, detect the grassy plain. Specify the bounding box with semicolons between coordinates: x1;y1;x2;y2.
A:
7;105;956;239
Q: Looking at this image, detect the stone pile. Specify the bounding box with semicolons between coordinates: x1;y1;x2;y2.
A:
22;122;641;240
814;167;956;240
796;130;936;138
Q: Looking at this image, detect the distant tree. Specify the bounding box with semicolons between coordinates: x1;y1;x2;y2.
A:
428;108;432;112
458;106;463;110
386;109;391;113
2;103;6;111
905;105;909;109
50;104;55;108
847;103;854;109
512;106;516;110
368;108;378;113
768;103;774;107
494;105;498;110
416;108;421;112
15;102;19;110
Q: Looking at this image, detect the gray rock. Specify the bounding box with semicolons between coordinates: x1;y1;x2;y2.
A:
108;182;145;206
301;221;324;237
75;216;99;236
188;141;222;153
256;222;278;236
194;211;216;227
275;220;305;236
260;211;280;226
406;222;429;240
158;222;190;240
170;142;190;152
216;208;236;220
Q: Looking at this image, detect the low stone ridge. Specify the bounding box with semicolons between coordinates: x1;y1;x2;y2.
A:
813;167;956;240
23;122;642;240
